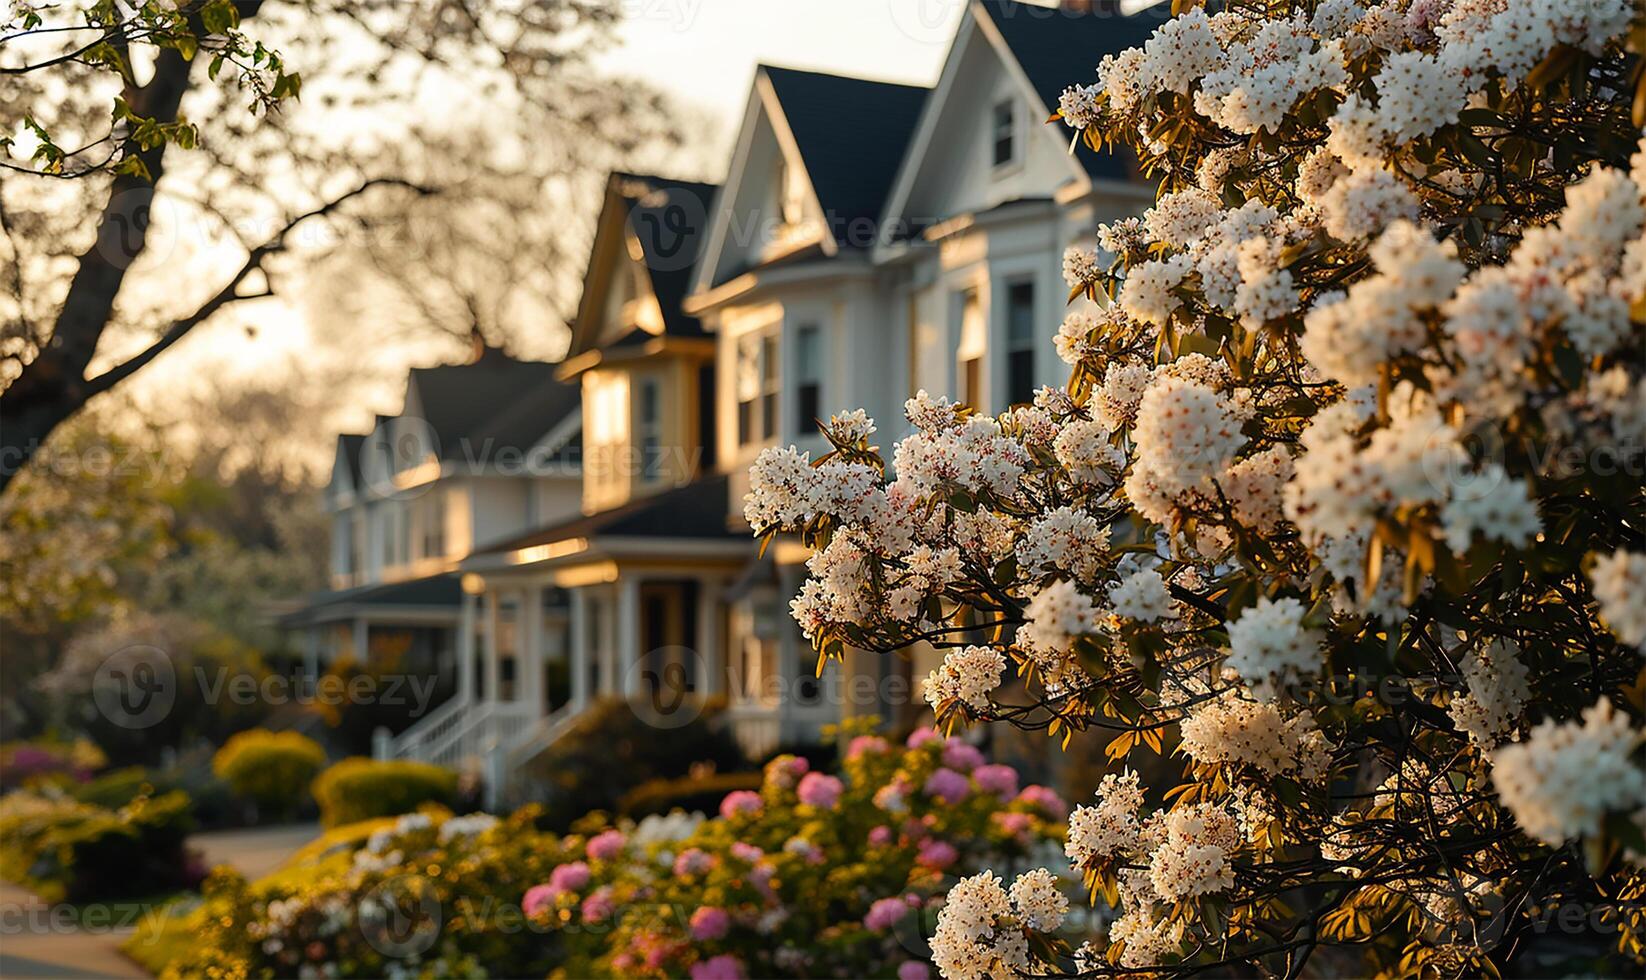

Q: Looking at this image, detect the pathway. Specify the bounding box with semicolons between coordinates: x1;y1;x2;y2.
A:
0;823;319;979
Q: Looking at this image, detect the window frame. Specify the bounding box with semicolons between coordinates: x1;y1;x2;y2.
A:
793;322;822;436
1004;277;1037;406
990;97;1019;171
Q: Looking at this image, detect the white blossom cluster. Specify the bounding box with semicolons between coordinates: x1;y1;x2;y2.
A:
1448;638;1531;748
1178;687;1333;781
929;868;1066;980
1590;550;1645;650
1490;699;1646;847
922;644;1006;717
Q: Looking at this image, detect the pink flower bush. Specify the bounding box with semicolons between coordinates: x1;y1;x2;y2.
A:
690;954;746;980
797;772;844;808
585;829;625;861
522;883;558;917
972;763;1019;798
729;842;763;864
898;962;932;980
916;838;958;870
846;734;890;760
1014;784;1067;818
868;825;893;846
580;887;615;923
865;896;910;931
674;848;712;877
940;739;985;772
905;727;940;749
764;754;809;789
688;906;731;941
549;861;590;893
923;767;971;804
718;790;762;819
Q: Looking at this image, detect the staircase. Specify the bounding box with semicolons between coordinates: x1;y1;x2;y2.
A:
375;696;585;809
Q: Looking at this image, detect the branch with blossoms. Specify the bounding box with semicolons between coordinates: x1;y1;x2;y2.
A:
745;1;1646;977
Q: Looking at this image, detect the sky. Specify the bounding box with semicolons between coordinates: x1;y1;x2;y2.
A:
594;0;972;161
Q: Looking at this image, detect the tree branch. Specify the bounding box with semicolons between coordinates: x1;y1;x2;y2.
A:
81;177;434;398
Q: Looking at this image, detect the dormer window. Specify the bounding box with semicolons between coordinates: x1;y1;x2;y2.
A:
991;98;1018;169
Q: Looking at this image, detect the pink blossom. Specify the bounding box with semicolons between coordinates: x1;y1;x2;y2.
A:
581;887;615;923
898;962;932;980
846;735;890;760
905;727;941;748
923;767;971;803
586;829;625;861
690;954;746;980
523;883;559;917
549;861;590;893
941;739;986;772
916;838;958;870
993;811;1033;838
764;754;810;789
1015;784;1068;818
730;842;764;864
689;906;732;941
868;825;894;846
873;780;909;813
865;897;910;932
797;772;844;808
674;848;713;877
972;763;1019;798
719;790;763;819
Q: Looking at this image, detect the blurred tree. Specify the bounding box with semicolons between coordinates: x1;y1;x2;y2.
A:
1;0;679;491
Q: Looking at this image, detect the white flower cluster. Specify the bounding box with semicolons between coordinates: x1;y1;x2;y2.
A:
923;644;1006;717
1066;769;1145;869
1108;567;1173;623
1223;596;1324;691
1448;638;1530;748
1178;687;1333;781
1144;803;1241;901
1590;550;1645;650
1490;698;1646;847
1017;580;1100;696
1016;506;1110;583
1125;376;1244;524
928;869;1051;980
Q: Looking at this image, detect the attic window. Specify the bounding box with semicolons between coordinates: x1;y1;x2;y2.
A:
778;157;807;227
991;98;1018;169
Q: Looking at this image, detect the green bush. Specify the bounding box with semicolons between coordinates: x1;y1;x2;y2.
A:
521;696;748;828
212;729;326;820
310;757;457;827
0;789;199;902
617;770;763;819
71;766;160;809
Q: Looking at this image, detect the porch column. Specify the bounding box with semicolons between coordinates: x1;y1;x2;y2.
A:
695;579;721;697
481;589;500;704
618;575;641;698
353;618;369;662
520;584;544;715
598;587;618;697
457;591;478;703
303;628;321;683
570;588;590;710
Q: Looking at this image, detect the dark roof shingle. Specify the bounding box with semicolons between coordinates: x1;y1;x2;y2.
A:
406;348;580;462
978;0;1152;182
761;66;929;248
474;475;739;557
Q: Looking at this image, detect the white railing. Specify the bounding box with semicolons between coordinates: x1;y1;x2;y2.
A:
378;693;472;763
725;703;782;759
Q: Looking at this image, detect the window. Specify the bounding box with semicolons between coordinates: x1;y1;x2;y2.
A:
1006;280;1037;405
637;377;662;481
737;332;781;445
957;288;986;408
420;492;445;559
992;98;1017;168
794;324;822;434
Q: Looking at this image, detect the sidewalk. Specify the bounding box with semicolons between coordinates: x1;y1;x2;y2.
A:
0;823;320;978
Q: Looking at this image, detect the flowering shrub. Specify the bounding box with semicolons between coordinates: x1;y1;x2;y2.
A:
0;789;198;902
524;721;1067;978
310;757;458;827
746;1;1646;975
212;728;327;819
133;727;1063;978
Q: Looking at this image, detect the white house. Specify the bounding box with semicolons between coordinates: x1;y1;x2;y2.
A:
284;349;583;698
375;0;1156;803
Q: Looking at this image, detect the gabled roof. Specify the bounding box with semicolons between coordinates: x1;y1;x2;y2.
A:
760;66;929;246
472;475;740;559
333;433;366;489
976;0;1151;182
568;172;719;360
405;348;581;463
